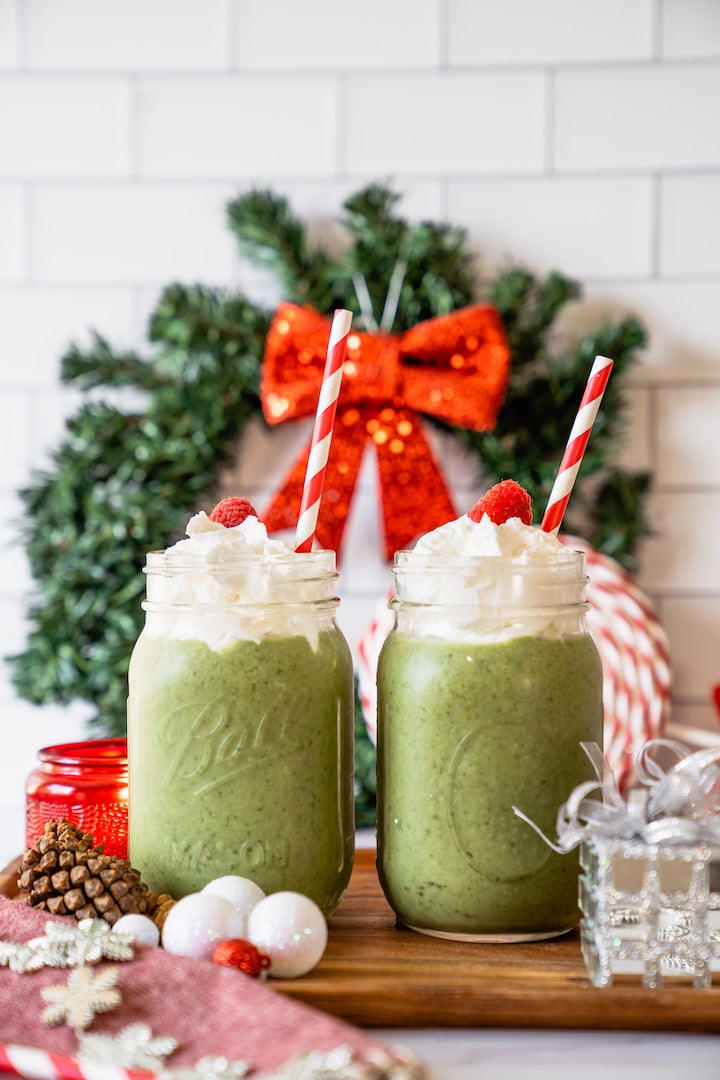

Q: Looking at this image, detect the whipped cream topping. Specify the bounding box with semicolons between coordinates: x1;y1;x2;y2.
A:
142;512;338;650
413;512;568;562
167;511;292;561
394;513;586;643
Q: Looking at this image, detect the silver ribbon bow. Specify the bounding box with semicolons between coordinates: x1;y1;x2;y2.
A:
513;739;720;853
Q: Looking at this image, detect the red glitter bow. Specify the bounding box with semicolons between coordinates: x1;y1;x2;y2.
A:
261;302;510;558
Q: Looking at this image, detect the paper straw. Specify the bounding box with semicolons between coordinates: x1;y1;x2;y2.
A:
541;355;614;535
295;308;353;553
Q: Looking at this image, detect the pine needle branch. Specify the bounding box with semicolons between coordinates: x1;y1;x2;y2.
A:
61;335;166;392
226;188;338;306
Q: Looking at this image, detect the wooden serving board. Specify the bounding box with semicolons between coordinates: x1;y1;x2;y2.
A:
4;850;720;1032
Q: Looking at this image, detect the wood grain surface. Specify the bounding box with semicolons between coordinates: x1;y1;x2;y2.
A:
3;849;719;1032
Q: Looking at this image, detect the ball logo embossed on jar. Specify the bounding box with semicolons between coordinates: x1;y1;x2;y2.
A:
159;684;310;796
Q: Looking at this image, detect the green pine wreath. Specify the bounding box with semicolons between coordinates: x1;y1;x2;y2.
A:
8;183;650;825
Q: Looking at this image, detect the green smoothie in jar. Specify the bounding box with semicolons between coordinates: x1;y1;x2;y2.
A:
376;497;603;940
127;505;354;915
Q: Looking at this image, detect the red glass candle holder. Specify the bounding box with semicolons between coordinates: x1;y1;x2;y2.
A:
25;738;128;858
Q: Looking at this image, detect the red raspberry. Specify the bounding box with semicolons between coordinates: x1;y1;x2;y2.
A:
468;480;532;526
209;497;258;528
212;938;271;978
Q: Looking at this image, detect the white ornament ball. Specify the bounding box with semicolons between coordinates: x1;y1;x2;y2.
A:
113;913;160;947
201;875;265;921
246;891;327;979
161;892;247;958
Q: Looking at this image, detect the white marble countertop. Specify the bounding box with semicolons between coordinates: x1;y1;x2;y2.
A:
375;1029;720;1079
1;803;717;1078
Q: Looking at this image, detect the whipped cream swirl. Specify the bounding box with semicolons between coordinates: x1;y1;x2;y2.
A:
142;512;338;650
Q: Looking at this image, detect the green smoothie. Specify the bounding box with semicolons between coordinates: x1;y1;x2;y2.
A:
128;627;354;914
377;631;603;937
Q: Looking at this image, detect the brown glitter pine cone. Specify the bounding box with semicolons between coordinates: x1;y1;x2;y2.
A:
17;818;175;928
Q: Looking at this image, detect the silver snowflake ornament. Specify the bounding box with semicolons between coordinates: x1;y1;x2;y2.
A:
39;918;135;965
41;964;121;1031
0;939;50;974
268;1047;355;1080
1;918;135;974
79;1023;178;1071
260;1046;427;1080
165;1056;252;1080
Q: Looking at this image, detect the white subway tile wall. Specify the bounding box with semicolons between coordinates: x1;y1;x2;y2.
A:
32;183;243;284
137;77;340;178
577;281;720;381
24;0;230;71
554;65;720;171
0;0;19;69
0;289;137;385
1;0;719;856
448;176;655;278
661;0;720;59
0;78;132;179
0;184;25;280
345;72;547;175
660;174;720;275
447;0;656;65
234;0;442;71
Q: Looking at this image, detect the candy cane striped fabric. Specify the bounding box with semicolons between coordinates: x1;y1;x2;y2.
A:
574;540;671;791
295;309;352;553
0;1043;150;1080
541;355;614;535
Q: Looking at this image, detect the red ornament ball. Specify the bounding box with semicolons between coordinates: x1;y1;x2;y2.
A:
468;479;532;526
209;497;259;528
211;938;271;977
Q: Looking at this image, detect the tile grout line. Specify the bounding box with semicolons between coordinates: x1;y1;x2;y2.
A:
23;181;34;285
651;171;662;278
226;0;238;72
437;0;449;70
3;57;719;79
128;75;140;180
545;66;555;175
653;0;664;61
15;0;28;70
335;73;346;179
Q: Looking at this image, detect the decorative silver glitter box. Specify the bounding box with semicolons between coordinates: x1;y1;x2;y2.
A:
579;836;720;988
514;738;720;988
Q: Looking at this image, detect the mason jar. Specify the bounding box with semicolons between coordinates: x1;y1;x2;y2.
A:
127;548;354;915
26;739;129;858
376;547;603;941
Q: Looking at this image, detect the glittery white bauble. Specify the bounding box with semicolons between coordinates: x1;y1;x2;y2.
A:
161;893;246;958
201;875;265;921
113;913;160;947
246;892;327;978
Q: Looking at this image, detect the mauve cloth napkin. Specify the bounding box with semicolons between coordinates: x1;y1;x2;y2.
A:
0;897;421;1076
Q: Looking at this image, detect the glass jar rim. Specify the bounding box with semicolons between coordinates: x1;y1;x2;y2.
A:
141;597;341;614
37;738;127;768
144;548;337;575
392;547;586;569
390;546;588;612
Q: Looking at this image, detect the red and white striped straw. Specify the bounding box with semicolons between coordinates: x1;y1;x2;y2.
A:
295;308;353;553
541;354;614;535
